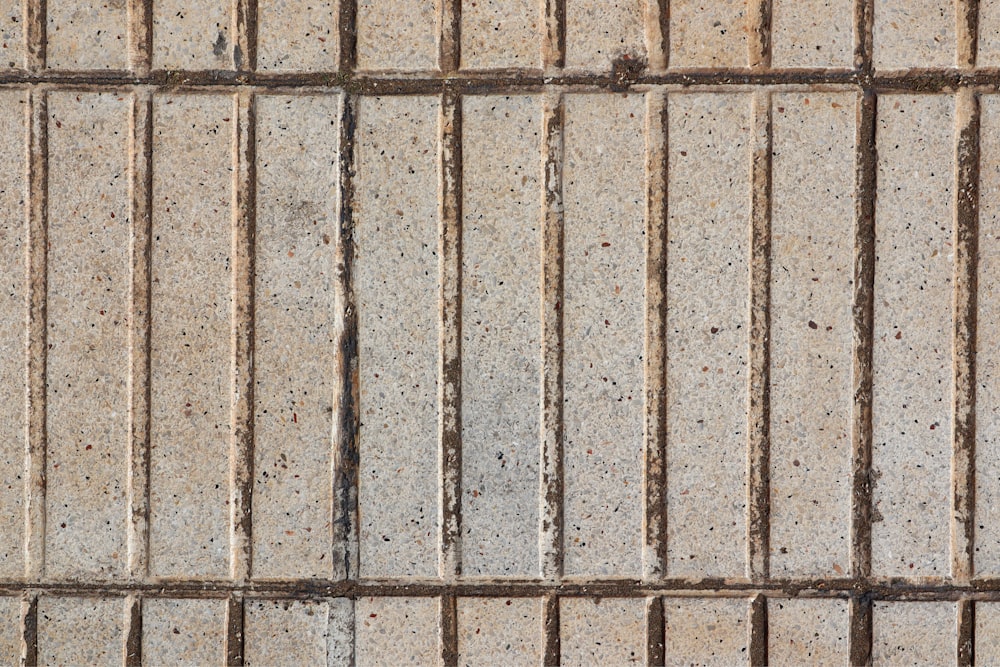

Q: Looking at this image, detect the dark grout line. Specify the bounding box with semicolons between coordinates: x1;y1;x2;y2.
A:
25;88;47;582
25;0;45;70
439;91;464;580
645;596;665;667
749;0;772;69
230;90;257;584
643;91;668;581
441;593;458;667
225;594;245;666
749;594;768;667
543;594;560;666
748;89;772;583
544;0;566;69
856;0;874;75
959;0;981;68
440;0;461;72
124;596;142;667
954;89;981;584
235;0;258;72
959;598;975;666
849;593;873;667
338;0;358;72
657;0;670;69
127;89;154;581
540;93;565;582
127;0;152;75
332;93;360;582
21;593;38;667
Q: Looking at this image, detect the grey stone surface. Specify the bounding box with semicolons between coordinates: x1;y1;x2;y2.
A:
565;0;645;70
560;597;646;666
37;596;124;666
663;597;748;666
873;0;955;68
669;0;748;67
460;0;542;69
356;0;438;70
153;0;234;69
355;597;440;666
257;0;338;71
457;597;542;666
244;599;352;666
768;598;849;665
772;0;854;67
872;601;956;665
46;0;127;69
142;598;228;665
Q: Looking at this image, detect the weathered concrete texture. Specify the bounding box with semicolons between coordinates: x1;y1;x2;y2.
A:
461;0;542;69
565;0;645;70
0;597;20;665
669;0;748;67
153;0;234;69
872;601;956;664
46;0;127;69
355;597;440;666
45;90;131;581
245;598;353;666
873;0;955;68
148;93;234;578
355;95;441;579
975;602;1000;663
560;597;646;666
562;92;645;578
768;598;849;665
0;0;22;69
457;597;542;666
0;89;26;578
663;597;748;665
980;1;1000;65
257;0;338;71
37;596;124;666
771;0;854;67
872;94;954;578
769;91;855;577
356;0;439;70
665;92;751;578
252;93;340;580
142;598;228;665
460;94;542;578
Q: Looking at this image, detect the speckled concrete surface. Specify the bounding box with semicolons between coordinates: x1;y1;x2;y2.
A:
0;0;995;664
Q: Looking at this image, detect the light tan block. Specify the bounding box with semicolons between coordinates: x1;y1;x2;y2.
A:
872;601;956;665
457;597;542;666
565;0;645;70
664;597;748;666
153;0;234;69
38;596;124;666
258;0;338;71
873;0;955;68
772;0;854;67
670;0;748;67
355;597;440;666
356;0;439;71
46;0;127;69
460;0;542;69
768;598;849;666
560;597;646;666
142;598;227;665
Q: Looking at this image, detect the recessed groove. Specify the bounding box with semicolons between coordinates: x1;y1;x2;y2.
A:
21;593;37;667
749;594;768;667
958;598;975;666
543;594;560;666
849;593;873;667
749;0;772;69
646;596;665;667
959;0;981;68
124;596;142;667
441;593;458;667
225;594;245;666
544;0;566;69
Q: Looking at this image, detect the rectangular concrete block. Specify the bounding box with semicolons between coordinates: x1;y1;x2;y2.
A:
355;95;441;579
560;597;646;666
245;598;352;666
980;1;1000;65
45;91;131;580
663;597;748;665
771;0;854;67
460;94;542;577
0;597;20;664
0;1;23;69
669;0;748;67
257;0;338;71
460;0;542;69
768;598;848;665
148;93;234;578
975;602;1000;663
153;0;234;69
142;598;227;665
872;601;956;664
872;94;954;578
37;596;124;666
873;0;955;68
562;93;646;578
666;92;751;578
457;597;542;666
46;0;128;69
355;597;440;666
769;92;855;578
976;94;1000;575
252;93;341;580
565;0;645;70
0;89;26;578
356;0;439;71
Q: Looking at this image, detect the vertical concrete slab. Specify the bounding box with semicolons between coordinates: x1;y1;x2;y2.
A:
976;95;1000;574
356;0;439;71
974;602;1000;663
0;597;21;664
980;1;1000;65
769;92;855;577
252;94;340;580
768;598;849;665
873;0;955;68
560;597;646;666
355;597;440;666
37;596;124;665
460;94;542;578
565;0;645;70
46;0;128;69
457;597;542;666
663;597;748;665
562;93;645;578
666;92;751;578
669;0;748;67
153;0;234;69
245;599;348;666
142;598;227;665
771;0;854;67
0;1;23;69
0;89;26;578
460;0;542;69
45;91;131;580
148;93;234;578
258;0;338;71
355;96;440;579
872;94;954;578
872;601;956;664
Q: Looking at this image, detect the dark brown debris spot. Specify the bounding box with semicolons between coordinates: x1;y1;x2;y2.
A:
611;55;646;91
